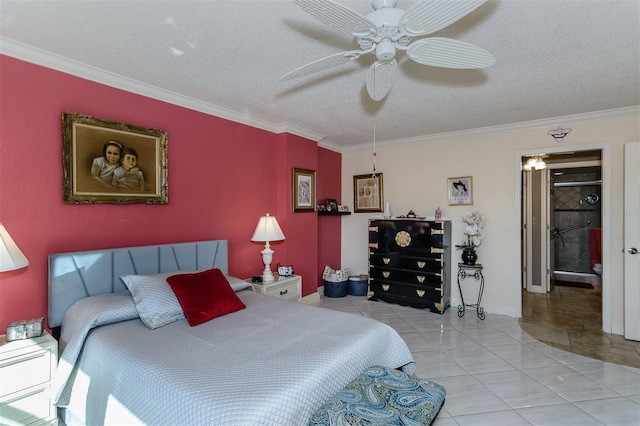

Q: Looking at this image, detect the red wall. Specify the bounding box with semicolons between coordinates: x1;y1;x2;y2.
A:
0;55;341;331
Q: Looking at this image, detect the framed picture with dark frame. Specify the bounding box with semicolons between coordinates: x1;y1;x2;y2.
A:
447;176;473;205
353;173;384;213
62;111;168;204
292;167;316;212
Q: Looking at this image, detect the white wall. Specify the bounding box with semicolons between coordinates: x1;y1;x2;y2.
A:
340;109;639;334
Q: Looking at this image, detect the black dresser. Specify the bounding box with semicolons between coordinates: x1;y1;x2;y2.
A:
368;219;452;313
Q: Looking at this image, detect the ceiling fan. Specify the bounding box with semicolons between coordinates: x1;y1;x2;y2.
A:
281;0;495;101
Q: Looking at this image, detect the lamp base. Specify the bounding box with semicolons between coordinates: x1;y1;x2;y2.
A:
261;245;275;283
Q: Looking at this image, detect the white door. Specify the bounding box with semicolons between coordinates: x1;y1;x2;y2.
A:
624;142;640;341
547;169;555;292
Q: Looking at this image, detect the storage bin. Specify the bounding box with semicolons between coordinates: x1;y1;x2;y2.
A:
348;275;368;296
324;280;348;298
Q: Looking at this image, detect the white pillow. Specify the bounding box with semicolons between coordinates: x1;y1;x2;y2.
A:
121;272;185;329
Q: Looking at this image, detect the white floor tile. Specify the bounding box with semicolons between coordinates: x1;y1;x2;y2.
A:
320;295;636;425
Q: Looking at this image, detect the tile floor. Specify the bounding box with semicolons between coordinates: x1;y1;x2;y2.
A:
321;295;640;426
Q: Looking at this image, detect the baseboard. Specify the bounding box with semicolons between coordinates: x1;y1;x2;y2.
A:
301;291;322;306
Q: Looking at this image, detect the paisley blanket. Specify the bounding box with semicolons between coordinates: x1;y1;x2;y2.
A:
308;366;446;426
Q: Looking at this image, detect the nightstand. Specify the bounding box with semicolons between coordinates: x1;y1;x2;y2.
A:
0;331;58;425
247;275;302;301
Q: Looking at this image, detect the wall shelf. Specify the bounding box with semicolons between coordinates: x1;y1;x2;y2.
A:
318;211;351;216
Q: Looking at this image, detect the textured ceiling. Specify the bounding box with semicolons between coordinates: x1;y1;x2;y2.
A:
1;0;638;149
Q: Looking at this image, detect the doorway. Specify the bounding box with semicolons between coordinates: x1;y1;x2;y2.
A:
519;147;607;332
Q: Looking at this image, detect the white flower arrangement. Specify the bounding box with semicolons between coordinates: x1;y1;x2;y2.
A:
456;211;486;251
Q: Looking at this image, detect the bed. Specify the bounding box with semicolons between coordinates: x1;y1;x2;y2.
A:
48;239;416;425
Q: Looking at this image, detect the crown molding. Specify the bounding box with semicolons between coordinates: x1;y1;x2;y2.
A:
342;106;640;151
0;37;287;137
2;37;637;154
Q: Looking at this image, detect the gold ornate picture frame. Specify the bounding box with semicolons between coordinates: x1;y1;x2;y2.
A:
62;111;168;204
292;167;316;212
353;173;383;213
447;176;473;206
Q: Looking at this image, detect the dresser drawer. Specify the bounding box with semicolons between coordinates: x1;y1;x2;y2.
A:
263;280;300;300
398;256;443;273
369;268;442;286
0;349;52;397
0;385;54;425
369;279;444;301
369;252;400;268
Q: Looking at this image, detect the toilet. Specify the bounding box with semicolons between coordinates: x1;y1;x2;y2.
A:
592;263;602;276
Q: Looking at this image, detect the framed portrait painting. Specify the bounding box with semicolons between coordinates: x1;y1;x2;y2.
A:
62;111;168;204
447;176;473;206
353;173;384;213
292;168;316;212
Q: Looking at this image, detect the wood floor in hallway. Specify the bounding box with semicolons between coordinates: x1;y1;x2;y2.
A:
520;285;640;367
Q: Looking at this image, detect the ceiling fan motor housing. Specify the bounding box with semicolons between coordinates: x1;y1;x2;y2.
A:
376;39;396;61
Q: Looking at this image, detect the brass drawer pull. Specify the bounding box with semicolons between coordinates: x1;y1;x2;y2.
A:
369;243;379;249
417;261;426;268
382;271;390;278
279;289;288;296
382;284;390;291
416;290;425;297
383;258;391;264
416;276;425;283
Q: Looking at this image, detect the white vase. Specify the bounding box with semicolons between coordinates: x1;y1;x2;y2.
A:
383;202;391;219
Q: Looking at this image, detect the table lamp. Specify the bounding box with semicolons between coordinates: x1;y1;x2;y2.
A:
0;223;29;272
251;214;285;283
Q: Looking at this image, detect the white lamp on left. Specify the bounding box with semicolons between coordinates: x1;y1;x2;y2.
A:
0;223;29;272
251;214;285;283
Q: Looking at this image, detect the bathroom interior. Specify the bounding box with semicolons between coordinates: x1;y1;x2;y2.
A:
552;165;602;286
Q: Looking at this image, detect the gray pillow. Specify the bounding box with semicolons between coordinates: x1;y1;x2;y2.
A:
121;272;185;329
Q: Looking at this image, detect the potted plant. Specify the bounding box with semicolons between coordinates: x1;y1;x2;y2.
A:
456;211;486;265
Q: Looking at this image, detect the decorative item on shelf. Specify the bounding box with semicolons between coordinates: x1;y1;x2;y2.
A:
251;213;286;283
325;199;338;212
383;202;391;219
406;210;417;218
317;204;326;212
337;205;349;212
435;206;442;220
455;211;486;265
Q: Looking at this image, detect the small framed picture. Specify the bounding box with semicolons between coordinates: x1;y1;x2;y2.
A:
448;176;473;205
338;205;349;212
353;173;384;213
325;198;338;212
292;167;316;212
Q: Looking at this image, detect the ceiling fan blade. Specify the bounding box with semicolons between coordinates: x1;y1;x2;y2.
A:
366;59;398;101
293;0;377;37
400;0;487;37
407;37;495;69
280;50;365;81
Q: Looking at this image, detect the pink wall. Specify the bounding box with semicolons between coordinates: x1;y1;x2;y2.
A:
0;55;341;331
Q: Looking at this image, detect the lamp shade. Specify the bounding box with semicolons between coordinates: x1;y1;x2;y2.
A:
0;224;29;272
251;214;285;242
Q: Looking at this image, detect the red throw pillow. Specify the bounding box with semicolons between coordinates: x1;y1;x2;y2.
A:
167;268;246;326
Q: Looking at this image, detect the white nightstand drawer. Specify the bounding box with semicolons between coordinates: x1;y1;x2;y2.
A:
0;332;57;425
0;349;52;397
248;275;302;301
263;280;299;300
0;385;54;425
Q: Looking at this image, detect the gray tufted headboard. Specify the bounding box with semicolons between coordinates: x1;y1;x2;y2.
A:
48;239;228;328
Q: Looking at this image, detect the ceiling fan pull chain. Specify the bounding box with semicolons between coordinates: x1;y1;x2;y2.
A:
372;116;377;177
